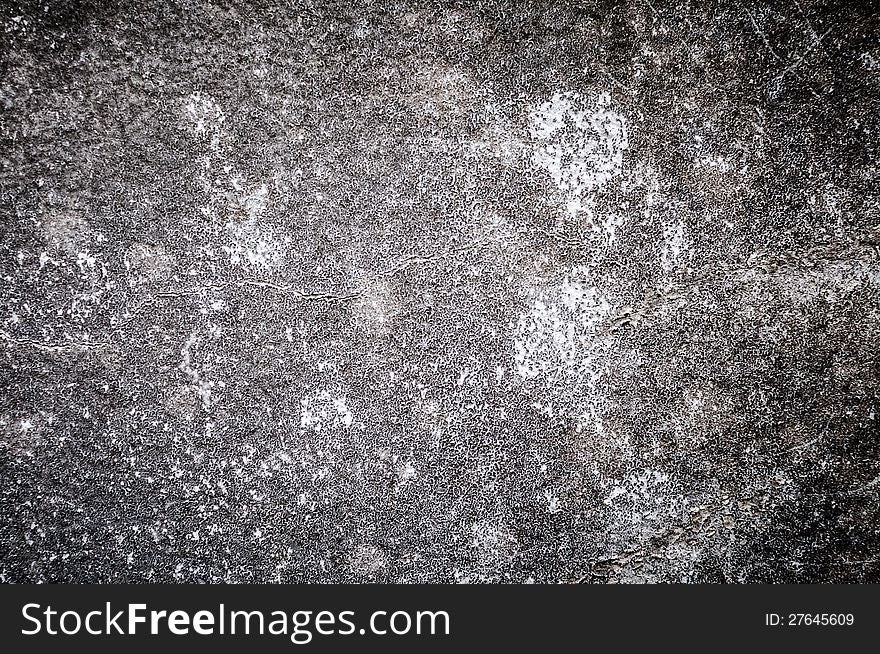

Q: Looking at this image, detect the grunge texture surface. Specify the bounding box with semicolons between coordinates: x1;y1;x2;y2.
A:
1;0;879;582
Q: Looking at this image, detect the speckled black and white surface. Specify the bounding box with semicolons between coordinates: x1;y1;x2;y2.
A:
1;0;879;583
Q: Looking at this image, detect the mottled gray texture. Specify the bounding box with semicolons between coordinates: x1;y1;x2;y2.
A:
1;0;879;582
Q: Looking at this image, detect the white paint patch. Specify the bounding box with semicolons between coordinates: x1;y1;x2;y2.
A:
395;461;417;493
528;91;629;229
179;331;217;411
514;269;613;382
181;93;288;272
544;489;562;513
183;92;226;144
300;390;354;432
514;268;617;435
221;218;285;271
660;217;686;273
43;212;90;257
351;272;398;334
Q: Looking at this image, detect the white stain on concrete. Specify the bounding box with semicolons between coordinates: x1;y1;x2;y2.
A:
181;93;288;272
183;92;226;144
300;390;354;432
179;330;218;411
221;218;285;271
514;269;613;382
660;217;686;273
528;91;629;231
351;272;398;334
514;268;618;435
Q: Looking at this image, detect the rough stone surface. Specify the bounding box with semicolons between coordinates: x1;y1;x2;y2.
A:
1;0;879;583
